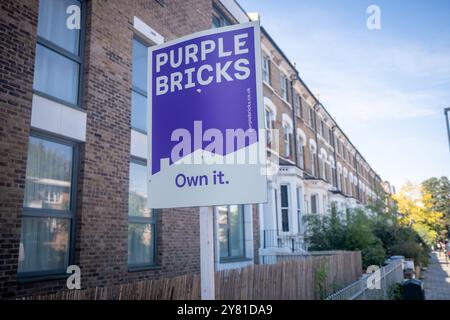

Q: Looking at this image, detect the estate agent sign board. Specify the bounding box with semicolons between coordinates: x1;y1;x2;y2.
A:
147;22;267;208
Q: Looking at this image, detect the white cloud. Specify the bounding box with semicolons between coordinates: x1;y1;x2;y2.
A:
285;28;450;123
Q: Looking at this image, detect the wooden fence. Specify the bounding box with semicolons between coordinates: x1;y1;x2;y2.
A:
21;251;361;300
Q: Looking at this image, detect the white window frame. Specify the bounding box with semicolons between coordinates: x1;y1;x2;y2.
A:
283;124;292;158
262;55;270;84
280;184;290;233
280;75;288;101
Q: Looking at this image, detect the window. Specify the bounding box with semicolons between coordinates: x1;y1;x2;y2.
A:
262;55;271;84
332;166;337;187
328;128;333;145
298;138;305;169
131;39;149;132
283;125;292;158
280;75;288;101
33;0;82;106
280;185;290;232
19;134;76;275
296;187;302;232
320;120;324;137
128;159;156;267
337;170;342;190
265;109;275;148
348;177;353;196
294;94;301;117
218;205;245;260
310;150;316;176
321;157;326;180
212;5;232;28
309;108;315;129
311;194;318;214
343;176;347;194
298;96;304;118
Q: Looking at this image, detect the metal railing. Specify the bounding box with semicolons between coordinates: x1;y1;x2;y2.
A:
263;229;308;253
325;259;403;300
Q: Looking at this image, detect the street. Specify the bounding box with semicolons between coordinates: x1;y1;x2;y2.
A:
423;252;450;300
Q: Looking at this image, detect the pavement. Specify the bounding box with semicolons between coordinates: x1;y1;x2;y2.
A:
423;252;450;300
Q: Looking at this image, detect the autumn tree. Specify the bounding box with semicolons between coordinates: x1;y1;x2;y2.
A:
393;181;445;246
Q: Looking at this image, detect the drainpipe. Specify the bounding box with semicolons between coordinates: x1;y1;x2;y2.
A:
290;77;299;167
313;102;320;180
354;152;360;202
331;125;339;192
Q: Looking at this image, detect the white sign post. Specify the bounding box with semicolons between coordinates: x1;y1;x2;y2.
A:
199;206;215;300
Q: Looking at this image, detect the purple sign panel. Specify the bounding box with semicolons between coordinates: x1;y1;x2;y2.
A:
148;22;267;209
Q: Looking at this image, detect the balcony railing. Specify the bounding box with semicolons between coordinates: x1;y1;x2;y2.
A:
263;229;308;253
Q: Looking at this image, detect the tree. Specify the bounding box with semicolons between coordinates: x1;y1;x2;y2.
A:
422;177;450;234
393;181;444;246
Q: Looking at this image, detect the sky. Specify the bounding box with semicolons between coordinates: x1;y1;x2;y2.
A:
238;0;450;191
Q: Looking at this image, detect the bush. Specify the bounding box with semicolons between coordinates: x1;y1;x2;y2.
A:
388;283;403;300
362;238;386;268
305;208;386;268
390;241;429;267
305;206;430;268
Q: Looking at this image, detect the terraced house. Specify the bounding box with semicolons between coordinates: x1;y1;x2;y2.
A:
0;0;392;298
258;28;391;259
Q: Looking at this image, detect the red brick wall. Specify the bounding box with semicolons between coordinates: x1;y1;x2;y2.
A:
0;0;39;298
71;0;213;290
1;0;213;299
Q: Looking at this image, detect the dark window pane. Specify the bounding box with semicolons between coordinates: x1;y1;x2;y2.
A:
131;91;147;132
228;205;244;257
129;162;152;218
218;227;228;258
24;136;73;211
219;205;245;259
132;39;148;93
33;44;79;105
212;7;232;28
218;206;228;225
280;185;289;207
37;0;81;54
311;195;317;214
282;209;289;232
18;217;70;273
212;15;221;29
128;223;154;265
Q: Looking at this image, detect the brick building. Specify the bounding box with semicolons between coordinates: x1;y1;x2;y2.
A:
257;25;389;257
0;0;260;299
0;0;392;299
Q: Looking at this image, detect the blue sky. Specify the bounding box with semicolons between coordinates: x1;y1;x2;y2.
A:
238;0;450;190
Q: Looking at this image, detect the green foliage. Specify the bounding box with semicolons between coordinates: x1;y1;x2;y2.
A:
390;227;430;267
305;204;431;269
305;177;446;269
422;176;450;238
305;207;387;269
314;261;328;300
388;283;403;300
422;177;450;218
361;238;386;268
